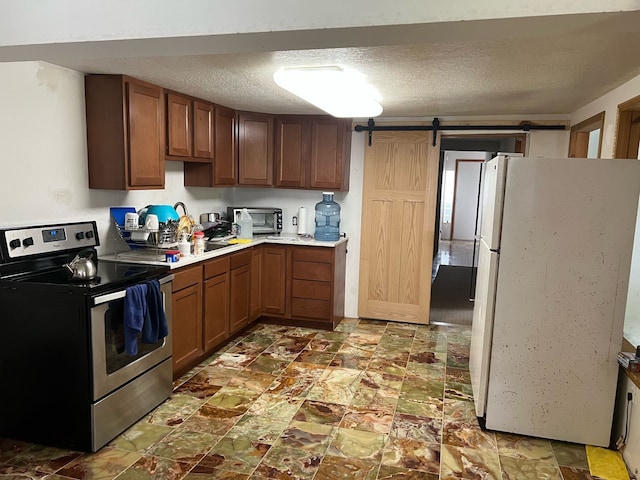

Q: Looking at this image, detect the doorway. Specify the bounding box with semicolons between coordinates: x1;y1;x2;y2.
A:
430;134;525;325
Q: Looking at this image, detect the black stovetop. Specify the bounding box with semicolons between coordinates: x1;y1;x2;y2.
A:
8;260;169;294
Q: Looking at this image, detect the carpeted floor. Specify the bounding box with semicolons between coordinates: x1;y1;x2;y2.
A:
429;265;476;325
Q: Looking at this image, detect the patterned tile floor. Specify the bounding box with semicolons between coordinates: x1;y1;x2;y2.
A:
0;319;600;479
432;240;476;280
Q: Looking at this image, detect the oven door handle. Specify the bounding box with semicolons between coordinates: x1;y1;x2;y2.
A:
92;274;174;306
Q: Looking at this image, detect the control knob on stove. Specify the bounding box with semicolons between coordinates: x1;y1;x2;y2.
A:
86;231;94;239
76;232;85;240
23;237;34;247
9;239;21;249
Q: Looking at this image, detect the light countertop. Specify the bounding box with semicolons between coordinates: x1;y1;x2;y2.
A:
100;233;347;269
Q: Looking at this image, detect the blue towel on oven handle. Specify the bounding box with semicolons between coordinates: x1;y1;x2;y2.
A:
142;279;168;344
123;283;149;355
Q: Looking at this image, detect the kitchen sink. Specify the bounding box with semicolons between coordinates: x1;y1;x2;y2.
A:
204;241;229;252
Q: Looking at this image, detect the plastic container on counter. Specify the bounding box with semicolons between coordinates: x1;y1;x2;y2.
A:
193;231;205;255
165;250;180;263
237;208;253;240
314;192;341;241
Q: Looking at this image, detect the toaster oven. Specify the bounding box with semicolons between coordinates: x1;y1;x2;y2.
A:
227;207;283;235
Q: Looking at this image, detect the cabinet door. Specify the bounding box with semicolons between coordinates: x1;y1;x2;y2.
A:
238;112;274;186
229;264;251;334
250;246;263;321
172;283;202;376
275;116;310;188
203;273;229;352
310;117;351;191
166;93;192;157
193;100;214;160
261;246;288;316
214;105;238;185
127;80;165;188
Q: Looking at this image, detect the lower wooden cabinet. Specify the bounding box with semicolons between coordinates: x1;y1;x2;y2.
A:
170;242;346;377
171;265;203;375
290;243;346;328
261;245;288;316
230;250;252;334
203;256;230;352
250;246;263;321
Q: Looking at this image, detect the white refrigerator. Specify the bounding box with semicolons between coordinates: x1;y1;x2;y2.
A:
470;154;640;447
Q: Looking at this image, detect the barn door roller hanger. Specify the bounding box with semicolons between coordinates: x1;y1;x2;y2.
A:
354;118;567;146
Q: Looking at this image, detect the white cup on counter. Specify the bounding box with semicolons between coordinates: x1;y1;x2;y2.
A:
124;212;139;230
145;214;159;231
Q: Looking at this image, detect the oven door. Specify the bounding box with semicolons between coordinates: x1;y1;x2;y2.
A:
90;275;173;401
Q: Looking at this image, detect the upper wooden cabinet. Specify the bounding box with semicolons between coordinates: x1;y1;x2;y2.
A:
166;93;192;157
238;111;275;186
214;105;238;185
275;116;311;188
193;101;214;159
166;92;214;162
275;115;352;191
310;117;352;191
183;104;236;187
85;75;165;190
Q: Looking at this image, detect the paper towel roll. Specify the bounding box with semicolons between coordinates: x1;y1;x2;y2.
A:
297;207;308;235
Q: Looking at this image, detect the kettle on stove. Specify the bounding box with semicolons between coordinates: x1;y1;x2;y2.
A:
64;248;97;281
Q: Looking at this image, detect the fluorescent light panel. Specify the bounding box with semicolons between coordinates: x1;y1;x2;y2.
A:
273;66;383;118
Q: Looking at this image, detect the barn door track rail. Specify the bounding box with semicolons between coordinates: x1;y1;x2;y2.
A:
354;118;567;146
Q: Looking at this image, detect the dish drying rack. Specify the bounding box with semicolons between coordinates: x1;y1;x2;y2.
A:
111;216;179;261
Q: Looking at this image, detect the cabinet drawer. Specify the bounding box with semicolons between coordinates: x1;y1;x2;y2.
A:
230;250;252;269
292;247;332;263
292;261;332;282
172;265;203;292
291;298;331;320
204;256;230;279
292;279;331;300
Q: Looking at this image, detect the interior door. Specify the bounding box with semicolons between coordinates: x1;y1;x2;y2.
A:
358;131;440;324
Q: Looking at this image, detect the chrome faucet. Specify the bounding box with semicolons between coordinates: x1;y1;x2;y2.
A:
173;202;188;216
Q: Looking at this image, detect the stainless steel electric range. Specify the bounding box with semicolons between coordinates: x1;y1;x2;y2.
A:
0;221;174;452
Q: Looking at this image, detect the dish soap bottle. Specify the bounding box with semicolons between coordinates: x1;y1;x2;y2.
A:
238;208;253;240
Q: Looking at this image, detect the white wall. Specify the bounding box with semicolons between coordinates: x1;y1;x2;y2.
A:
526;129;571;158
570;72;640;347
571;74;640;160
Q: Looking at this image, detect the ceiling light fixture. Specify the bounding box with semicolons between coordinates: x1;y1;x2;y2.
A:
273;66;383;118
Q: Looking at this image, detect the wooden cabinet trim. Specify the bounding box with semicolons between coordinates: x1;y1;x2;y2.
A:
204;256;230;279
166;92;192;157
230;250;252;269
292;261;333;282
291;298;331;320
193;100;214;160
292;247;333;263
238;111;275;186
172;265;203;292
126;80;165;188
203;272;229;352
292;279;331;300
171;283;203;374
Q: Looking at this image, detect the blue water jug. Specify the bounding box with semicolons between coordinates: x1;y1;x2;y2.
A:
314;192;341;241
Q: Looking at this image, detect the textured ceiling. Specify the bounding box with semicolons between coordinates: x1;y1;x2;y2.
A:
25;12;640;118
